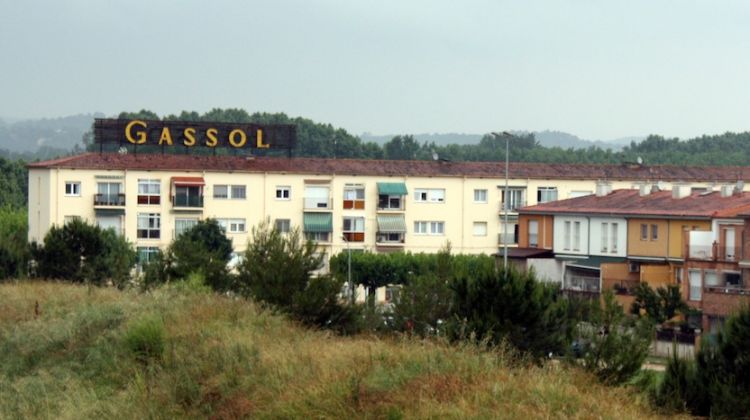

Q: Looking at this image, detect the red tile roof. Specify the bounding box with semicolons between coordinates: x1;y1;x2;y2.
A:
519;189;750;219
25;152;750;182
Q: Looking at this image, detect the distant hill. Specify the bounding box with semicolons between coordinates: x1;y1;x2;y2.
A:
0;113;101;154
362;131;643;151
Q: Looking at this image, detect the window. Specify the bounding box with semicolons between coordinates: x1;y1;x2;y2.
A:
528;220;538;247
276;186;291;200
704;270;719;287
275;218;291;233
214;185;228;199
675;267;683;284
414;188;445;203
474;189;488;203
231;185;246;199
65;181;81;197
414;221;444;235
502;188;525;211
377;232;404;243
689;270;702;301
651;224;658;241
96;216;122;234
724;272;741;287
137;247;160;265
138;179;161;205
137;213;161;239
214;185;246;199
640;224;648;241
304;186;330;209
573;221;581;251
725;228;736;260
217;218;246;233
601;222;609;252
305;232;330;242
537;187;557;203
563;221;571;251
343;184;365;209
473;221;488;236
611;223;618;253
175;218;198;238
378;195;403;210
343;216;365;242
96;182;122;205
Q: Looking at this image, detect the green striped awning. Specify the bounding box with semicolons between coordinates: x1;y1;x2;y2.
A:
377;214;406;233
303;212;333;233
377;182;408;195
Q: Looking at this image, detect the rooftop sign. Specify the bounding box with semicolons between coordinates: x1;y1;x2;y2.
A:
94;118;296;151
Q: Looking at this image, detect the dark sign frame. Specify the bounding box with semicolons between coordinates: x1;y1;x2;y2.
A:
94;118;296;156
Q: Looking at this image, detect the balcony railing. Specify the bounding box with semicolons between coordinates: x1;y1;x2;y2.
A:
172;195;204;208
343;232;365;242
94;193;126;206
304;197;333;210
377;199;405;211
500;201;526;212
343;199;365;210
705;285;750;296
611;279;641;295
564;275;600;293
376;233;405;245
498;233;518;246
688;244;738;261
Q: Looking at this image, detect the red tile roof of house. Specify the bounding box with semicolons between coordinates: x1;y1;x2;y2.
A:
519;189;750;219
26;153;750;182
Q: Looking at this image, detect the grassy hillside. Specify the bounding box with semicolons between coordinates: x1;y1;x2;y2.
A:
0;282;677;419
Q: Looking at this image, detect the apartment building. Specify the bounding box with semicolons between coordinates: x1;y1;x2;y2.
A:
27;153;750;271
518;186;750;320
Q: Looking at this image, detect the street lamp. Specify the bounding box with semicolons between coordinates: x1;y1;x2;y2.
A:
491;131;513;269
341;234;353;304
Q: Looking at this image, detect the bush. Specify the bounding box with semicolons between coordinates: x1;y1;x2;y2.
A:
0;207;29;279
123;315;166;365
237;220;356;332
630;283;688;324
449;265;571;359
31;218;136;285
391;274;453;336
579;292;653;385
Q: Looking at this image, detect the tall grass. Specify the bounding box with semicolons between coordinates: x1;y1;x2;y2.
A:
0;282;679;419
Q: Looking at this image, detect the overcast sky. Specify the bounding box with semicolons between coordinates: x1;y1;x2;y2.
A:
1;0;749;140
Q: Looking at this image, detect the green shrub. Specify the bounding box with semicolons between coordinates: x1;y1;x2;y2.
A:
164;219;233;291
391;274;453;336
0;207;29;280
123;315;165;364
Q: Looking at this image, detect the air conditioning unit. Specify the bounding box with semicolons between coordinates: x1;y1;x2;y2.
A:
628;262;641;273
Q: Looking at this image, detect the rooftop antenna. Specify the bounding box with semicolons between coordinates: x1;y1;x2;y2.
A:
118;146;128;155
636;156;643;165
431;150;439;161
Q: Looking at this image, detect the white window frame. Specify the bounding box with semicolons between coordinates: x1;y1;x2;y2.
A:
528;220;539;247
305;231;330;242
137;246;160;265
473;221;488;237
563;221;571;251
64;181;81;197
343;184;365;200
276;186;291;200
474;189;488;203
537;187;558;203
174;218;198;238
217;218;247;233
573;221;581;251
275;218;291;233
342;217;365;233
137;179;161;205
414;221;444;235
689;269;702;301
611;223;618;253
137;213;161;239
601;222;609;253
214;184;246;199
414;188;445;203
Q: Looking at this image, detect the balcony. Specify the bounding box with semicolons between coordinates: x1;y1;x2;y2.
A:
611;279;641;296
564;274;600;293
688;244;738;262
304;197;333;210
94;193;125;207
343;199;365;210
343;232;365;242
172;195;203;209
377;196;405;211
376;233;405;247
499;200;526;212
498;233;518;246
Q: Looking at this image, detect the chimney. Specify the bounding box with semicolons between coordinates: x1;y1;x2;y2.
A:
639;183;651;197
672;184;691;199
721;185;734;198
596;181;612;197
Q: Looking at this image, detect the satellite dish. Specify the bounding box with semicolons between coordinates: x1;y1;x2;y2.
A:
636;156;643;165
431;150;439;161
118;147;128;155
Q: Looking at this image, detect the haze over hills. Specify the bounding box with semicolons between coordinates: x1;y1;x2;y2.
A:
360;131;643;151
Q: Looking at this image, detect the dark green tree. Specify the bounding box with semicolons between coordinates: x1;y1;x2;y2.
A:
163;218;233;291
383;135;421;160
449;266;571;359
0;206;29;279
630;283;688;324
580;292;653;385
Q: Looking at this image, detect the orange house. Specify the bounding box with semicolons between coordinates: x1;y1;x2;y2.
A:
517;214;553;249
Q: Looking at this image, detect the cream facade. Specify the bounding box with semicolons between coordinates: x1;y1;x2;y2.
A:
28;155;747;273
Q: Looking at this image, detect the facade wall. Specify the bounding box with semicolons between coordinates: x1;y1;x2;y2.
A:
668;220;711;259
517;214;553;249
588;216;627;258
552;216;589;255
627;218;669;258
527;258;563;283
